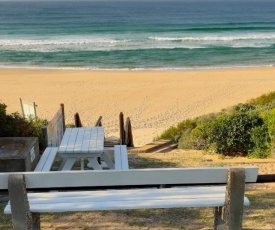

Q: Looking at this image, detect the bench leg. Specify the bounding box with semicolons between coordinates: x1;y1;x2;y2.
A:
214;206;224;230
32;213;41;230
8;174;41;230
223;168;245;230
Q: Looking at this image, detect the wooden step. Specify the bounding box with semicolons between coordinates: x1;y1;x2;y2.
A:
128;139;173;153
154;143;178;153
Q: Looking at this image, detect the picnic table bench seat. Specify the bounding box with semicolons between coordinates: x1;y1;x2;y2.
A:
91;145;128;170
114;145;129;170
34;147;58;172
0;166;258;230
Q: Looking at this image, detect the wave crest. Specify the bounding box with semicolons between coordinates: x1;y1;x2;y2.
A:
149;33;275;42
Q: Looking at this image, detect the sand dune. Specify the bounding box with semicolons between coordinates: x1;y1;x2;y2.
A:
1;68;275;146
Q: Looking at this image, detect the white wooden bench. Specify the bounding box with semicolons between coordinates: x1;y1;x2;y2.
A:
0;166;258;230
34;147;58;172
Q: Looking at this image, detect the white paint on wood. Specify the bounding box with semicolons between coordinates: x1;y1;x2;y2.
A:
0;167;258;190
114;145;129;170
59;127;104;155
34;147;58;172
58;128;72;153
58;127;105;170
87;158;102;170
61;158;76;171
101;152;115;169
4;186;250;214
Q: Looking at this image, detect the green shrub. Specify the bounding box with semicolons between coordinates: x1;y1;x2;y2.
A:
159;125;179;143
195;113;221;125
189;126;206;149
232;103;256;113
176;119;197;131
0;102;48;149
159;91;275;158
248;125;271;158
178;129;193;149
249;91;275;105
264;109;275;155
204;113;263;155
178;125;208;150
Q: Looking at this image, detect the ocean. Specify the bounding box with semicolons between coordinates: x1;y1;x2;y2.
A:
0;0;275;71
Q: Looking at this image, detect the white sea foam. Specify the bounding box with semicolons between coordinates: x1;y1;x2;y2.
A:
0;36;131;52
0;63;273;72
150;33;275;42
1;32;274;52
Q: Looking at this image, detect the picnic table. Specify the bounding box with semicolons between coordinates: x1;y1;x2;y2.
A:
58;127;114;170
35;126;129;172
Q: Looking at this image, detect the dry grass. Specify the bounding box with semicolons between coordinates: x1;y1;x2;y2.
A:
1;149;275;229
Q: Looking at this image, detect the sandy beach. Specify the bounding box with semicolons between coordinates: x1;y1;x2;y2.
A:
0;68;275;146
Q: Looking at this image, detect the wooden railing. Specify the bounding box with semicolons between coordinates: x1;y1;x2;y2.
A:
119;112;134;147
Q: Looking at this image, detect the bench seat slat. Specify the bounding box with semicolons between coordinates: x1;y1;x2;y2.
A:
0;167;258;190
4;197;250;214
26;186;227;200
4;186;250;214
26;187;229;203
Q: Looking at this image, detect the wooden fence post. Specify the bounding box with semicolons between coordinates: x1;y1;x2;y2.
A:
95;116;103;127
125;117;134;147
41;126;48;150
74;113;82;127
119;112;125;145
60;103;65;132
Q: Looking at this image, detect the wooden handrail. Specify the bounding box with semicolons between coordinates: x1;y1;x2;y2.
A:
119;112;125;145
74;113;82;127
95;116;103;127
125;117;134;147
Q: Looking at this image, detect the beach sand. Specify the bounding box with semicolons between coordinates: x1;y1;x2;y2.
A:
0;68;275;146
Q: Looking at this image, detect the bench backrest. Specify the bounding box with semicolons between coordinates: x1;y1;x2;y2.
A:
0;167;258;190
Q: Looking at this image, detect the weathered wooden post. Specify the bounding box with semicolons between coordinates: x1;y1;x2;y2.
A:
95;116;103;127
125;117;134;147
223;168;245;230
60;103;66;133
214;206;224;230
8;174;40;230
74;113;82;127
41;126;48;151
119;112;125;145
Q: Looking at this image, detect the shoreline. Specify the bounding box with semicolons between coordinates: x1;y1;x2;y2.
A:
0;64;274;72
1;67;275;146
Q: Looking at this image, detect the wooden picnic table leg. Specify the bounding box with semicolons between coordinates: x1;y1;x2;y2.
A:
8;174;41;230
87;158;103;170
60;158;77;171
80;158;84;170
101;151;115;169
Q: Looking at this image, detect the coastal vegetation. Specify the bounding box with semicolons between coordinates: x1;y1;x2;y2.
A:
0;102;47;149
159;91;275;158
